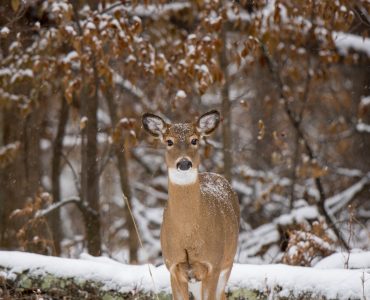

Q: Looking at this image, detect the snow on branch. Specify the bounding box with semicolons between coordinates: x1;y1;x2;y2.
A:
35;196;97;218
333;32;370;57
325;174;370;214
113;2;191;18
356;122;370;133
0;141;20;168
34;196;81;218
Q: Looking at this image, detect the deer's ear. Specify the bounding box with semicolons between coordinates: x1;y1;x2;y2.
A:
196;110;220;136
142;113;168;138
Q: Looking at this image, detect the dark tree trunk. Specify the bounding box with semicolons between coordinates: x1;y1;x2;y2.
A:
5;105;44;252
219;25;233;182
50;97;69;255
105;90;139;263
0;107;22;249
23;108;43;197
70;0;101;256
0;108;5;247
80;66;101;256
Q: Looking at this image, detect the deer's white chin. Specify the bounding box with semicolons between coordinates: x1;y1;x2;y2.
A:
168;168;198;185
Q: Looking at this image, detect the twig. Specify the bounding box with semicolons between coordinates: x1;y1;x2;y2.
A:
61;152;81;195
98;143;114;177
289;52;313;208
351;3;370;28
100;2;125;14
3;0;27;28
70;0;83;36
344;205;354;269
326;175;370;215
122;193;159;300
361;271;366;300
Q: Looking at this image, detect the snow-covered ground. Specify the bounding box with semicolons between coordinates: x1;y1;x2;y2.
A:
1;251;369;299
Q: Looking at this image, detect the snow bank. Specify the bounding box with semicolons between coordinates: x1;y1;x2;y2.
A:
0;251;170;294
315;251;370;270
230;263;369;299
1;251;370;298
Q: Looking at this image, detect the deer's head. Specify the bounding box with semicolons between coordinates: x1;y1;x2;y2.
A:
142;110;220;185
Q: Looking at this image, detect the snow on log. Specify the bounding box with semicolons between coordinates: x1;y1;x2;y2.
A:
0;251;170;299
1;251;370;299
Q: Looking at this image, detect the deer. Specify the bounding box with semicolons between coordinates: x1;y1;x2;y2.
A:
142;110;240;300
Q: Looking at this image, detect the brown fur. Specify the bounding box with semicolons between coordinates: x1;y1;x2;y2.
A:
162;173;239;299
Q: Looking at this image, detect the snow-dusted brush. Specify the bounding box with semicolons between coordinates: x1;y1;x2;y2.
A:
142;110;240;300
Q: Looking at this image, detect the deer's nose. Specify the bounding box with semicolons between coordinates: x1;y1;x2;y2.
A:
177;158;192;171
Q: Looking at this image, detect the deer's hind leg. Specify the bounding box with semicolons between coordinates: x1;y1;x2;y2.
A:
200;270;219;300
216;268;232;300
170;264;190;300
201;268;231;300
170;275;189;300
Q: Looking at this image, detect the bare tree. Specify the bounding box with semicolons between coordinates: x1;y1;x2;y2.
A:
50;97;69;255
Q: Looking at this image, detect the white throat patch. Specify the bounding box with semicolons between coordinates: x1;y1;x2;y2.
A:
168;168;198;185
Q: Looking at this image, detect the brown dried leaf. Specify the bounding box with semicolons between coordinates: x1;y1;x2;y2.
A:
0;141;20;168
11;0;20;12
257;119;265;140
298;160;328;178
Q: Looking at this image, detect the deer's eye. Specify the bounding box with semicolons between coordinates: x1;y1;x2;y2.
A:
167;140;174;147
191;138;198;145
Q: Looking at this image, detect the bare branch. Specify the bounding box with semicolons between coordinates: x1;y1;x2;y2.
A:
326;174;370;215
98;143;114;177
35;196;81;218
3;0;28;28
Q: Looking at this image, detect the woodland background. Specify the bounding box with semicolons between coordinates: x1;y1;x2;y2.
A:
0;0;370;270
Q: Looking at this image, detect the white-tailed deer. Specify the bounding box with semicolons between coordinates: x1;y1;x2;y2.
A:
142;110;240;300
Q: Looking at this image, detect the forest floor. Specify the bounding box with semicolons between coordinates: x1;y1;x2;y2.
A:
0;251;369;299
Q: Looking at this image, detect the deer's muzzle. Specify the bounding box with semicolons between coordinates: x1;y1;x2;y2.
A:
177;158;192;171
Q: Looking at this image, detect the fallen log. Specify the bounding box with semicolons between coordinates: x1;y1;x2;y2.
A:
0;251;369;299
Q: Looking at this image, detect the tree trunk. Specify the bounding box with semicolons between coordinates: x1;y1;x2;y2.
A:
85;88;101;255
0;108;4;247
105;90;139;263
50;97;69;256
289;131;300;209
80;69;101;256
219;25;233;182
70;0;101;256
23;107;43;198
0;107;23;249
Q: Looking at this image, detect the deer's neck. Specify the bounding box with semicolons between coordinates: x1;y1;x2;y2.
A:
167;169;201;214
